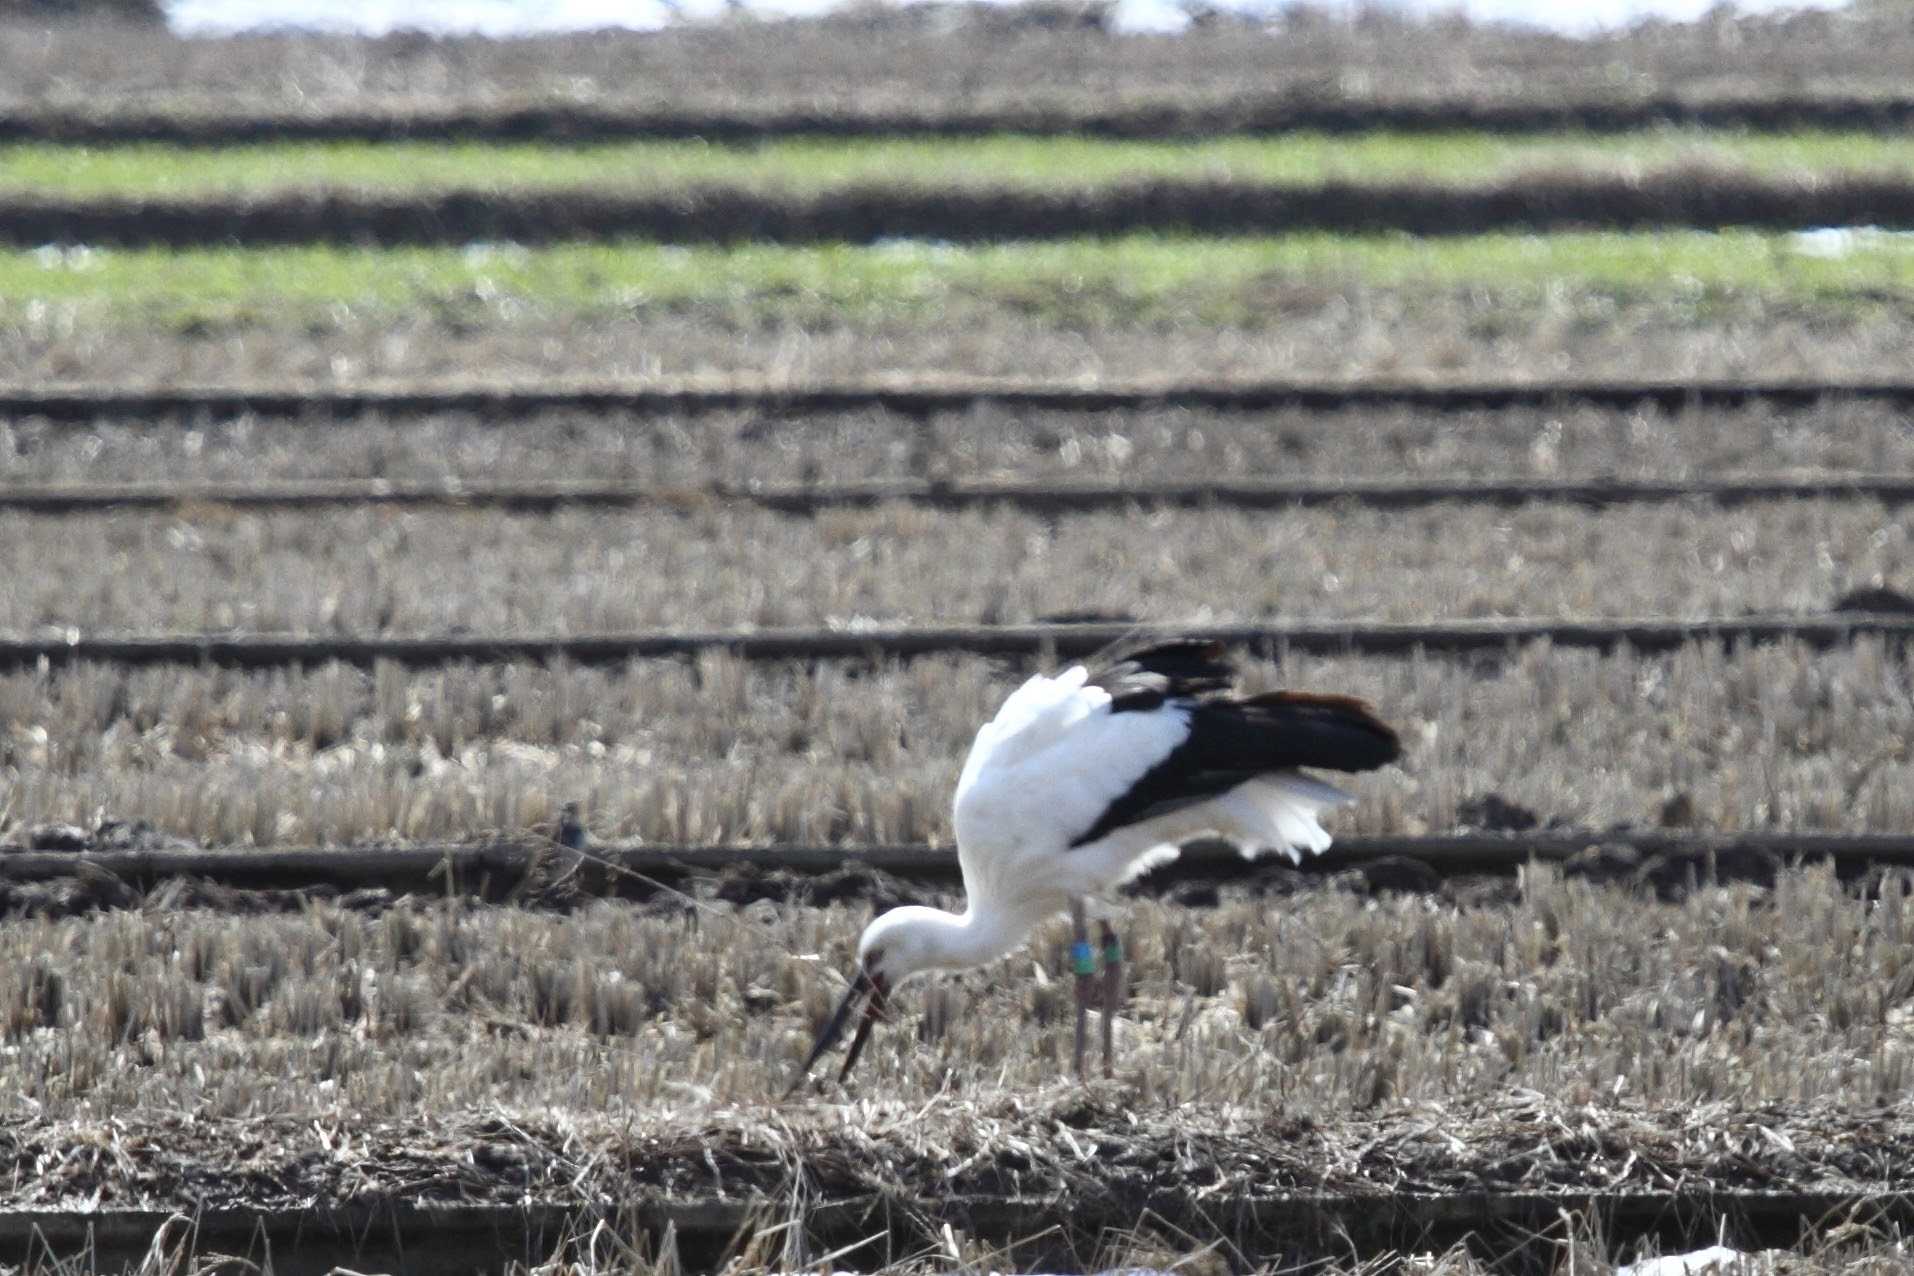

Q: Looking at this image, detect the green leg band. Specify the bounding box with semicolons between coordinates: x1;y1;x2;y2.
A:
1071;940;1096;976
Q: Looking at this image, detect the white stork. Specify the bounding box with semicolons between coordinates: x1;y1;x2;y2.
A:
796;639;1400;1084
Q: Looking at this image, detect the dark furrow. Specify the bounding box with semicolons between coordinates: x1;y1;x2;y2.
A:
11;171;1914;247
0;474;1910;514
0;831;1904;894
1;616;1910;670
7;377;1914;422
12;94;1914;144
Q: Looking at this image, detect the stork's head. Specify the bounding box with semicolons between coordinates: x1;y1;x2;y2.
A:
793;906;951;1088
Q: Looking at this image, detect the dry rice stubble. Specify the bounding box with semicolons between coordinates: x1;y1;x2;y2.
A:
2;642;1910;847
4;863;1914;1124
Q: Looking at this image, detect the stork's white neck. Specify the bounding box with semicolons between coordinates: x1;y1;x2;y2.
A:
864;902;1040;980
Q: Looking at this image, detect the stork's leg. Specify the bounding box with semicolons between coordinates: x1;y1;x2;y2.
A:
1070;898;1093;1078
1099;920;1123;1077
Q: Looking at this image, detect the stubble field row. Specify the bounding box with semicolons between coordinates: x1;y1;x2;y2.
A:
13;276;1912;387
6;474;1913;520
1;641;1907;847
1;861;1910;1125
7;10;1910;115
0;499;1898;637
7;400;1912;486
11;862;1914;1268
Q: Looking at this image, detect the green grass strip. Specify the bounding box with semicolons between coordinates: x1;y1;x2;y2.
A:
9;231;1914;326
7;130;1914;197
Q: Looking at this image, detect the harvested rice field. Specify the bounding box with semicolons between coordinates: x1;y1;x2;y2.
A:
6;9;1914;1274
4;865;1914;1116
5;868;1914;1272
5;401;1914;486
9;9;1914;115
11;278;1914;385
1;640;1910;848
0;499;1903;635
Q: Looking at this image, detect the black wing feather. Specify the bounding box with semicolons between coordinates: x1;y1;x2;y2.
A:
1085;638;1235;711
1070;683;1401;849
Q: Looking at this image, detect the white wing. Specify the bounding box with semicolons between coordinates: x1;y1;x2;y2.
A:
955;665;1100;795
952;666;1369;912
952;667;1191;912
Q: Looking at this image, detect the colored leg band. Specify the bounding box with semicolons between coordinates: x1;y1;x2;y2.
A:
1103;940;1123;965
1072;941;1096;976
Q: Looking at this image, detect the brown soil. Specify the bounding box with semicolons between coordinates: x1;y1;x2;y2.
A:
10;92;1914;145
0;829;1858;922
14;170;1914;247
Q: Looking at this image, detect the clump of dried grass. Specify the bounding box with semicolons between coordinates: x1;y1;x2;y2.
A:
0;641;1908;848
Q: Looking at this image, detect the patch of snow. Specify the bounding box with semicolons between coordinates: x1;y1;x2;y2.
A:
1789;225;1914;258
1617;1246;1774;1276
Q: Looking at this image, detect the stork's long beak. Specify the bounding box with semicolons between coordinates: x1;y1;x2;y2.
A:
791;966;889;1091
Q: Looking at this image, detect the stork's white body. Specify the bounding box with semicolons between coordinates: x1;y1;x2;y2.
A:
859;664;1352;978
798;640;1399;1085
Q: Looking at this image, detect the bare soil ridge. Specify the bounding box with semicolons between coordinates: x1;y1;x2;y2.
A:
2;617;1908;671
13;94;1914;144
3;474;1910;516
0;831;1900;905
10;376;1914;422
15;171;1914;246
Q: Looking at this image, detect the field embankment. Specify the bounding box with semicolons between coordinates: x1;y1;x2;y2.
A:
15;170;1914;247
19;95;1914;144
0;830;1907;911
5;473;1914;516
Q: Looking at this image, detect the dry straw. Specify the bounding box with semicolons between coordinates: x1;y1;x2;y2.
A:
4;861;1914;1116
0;498;1904;637
0;642;1907;848
3;864;1914;1267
